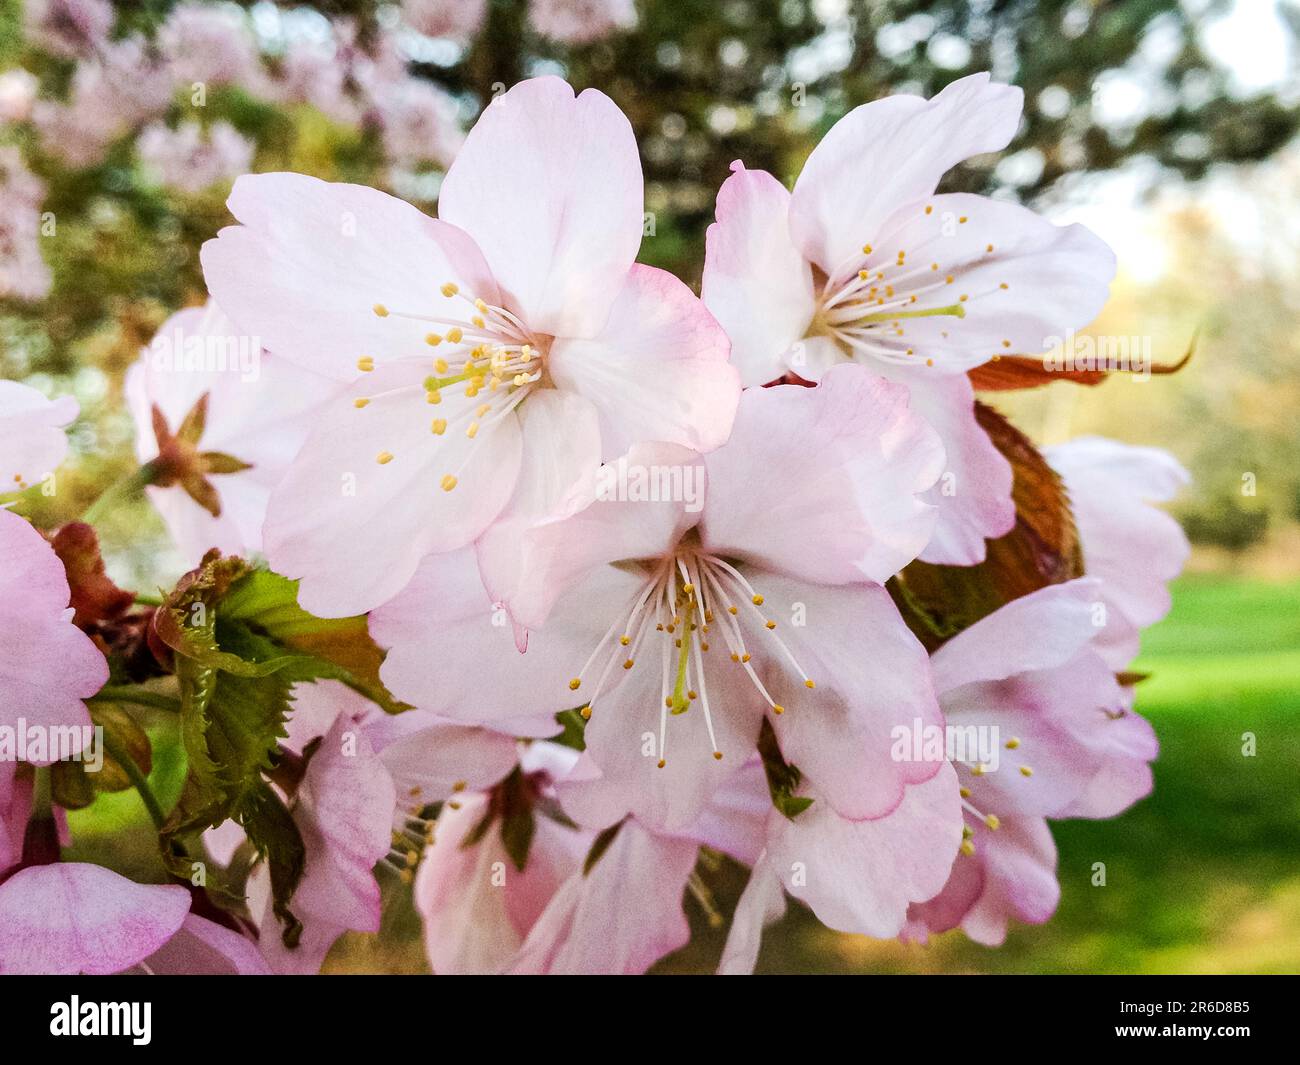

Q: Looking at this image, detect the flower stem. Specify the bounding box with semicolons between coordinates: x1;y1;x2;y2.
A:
99;728;167;832
89;686;181;714
81;461;158;525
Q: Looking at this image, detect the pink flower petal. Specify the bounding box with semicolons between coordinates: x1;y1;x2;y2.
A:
0;863;190;975
0;380;77;489
699;365;943;586
788;73;1022;277
549;264;739;458
702;162;816;387
438;77;643;339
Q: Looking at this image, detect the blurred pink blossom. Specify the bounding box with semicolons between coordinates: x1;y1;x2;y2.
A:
528;0;637;44
136;120;256;193
23;0;114;58
0;150;51;302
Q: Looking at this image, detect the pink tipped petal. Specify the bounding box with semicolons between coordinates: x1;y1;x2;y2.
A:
871;368;1014;565
506;819;697;975
702;163;816;387
379;720;520;799
0;504;72;608
766;762;963;937
141;914;273;975
960;816;1059;946
548;264;740;459
700;366;943;586
862;193;1116;370
0;864;190;975
929;578;1105;694
789;73;1023;276
0;380;77;488
201;172;498;381
1047;437;1190;668
263;360;524;618
758;573;944;820
438;77;643;338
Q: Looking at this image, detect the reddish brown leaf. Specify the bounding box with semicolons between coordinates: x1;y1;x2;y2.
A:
49;522;136;627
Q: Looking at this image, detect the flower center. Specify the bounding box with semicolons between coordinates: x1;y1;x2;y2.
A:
355;281;551;492
808;205;1013;367
567;549;817;767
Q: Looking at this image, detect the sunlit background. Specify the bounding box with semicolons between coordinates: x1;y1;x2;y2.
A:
3;0;1297;973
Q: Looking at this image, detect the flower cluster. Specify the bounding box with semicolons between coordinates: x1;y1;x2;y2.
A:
0;73;1188;975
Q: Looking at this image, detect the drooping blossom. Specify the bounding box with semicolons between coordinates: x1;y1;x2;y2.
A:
901;579;1159;946
528;0;637;45
701;73;1116;565
0;508;108;750
22;0;114;58
0;380;76;492
1046;437;1190;669
214;680;518;974
124;302;338;561
373;366;945;833
202;77;740;617
0;150;51;303
136;121;256;195
401;0;487;41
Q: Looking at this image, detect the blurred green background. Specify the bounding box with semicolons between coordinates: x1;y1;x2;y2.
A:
6;0;1299;972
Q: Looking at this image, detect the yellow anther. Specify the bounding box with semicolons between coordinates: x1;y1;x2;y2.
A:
772;704;785;715
623;659;634;670
434;358;449;373
376;451;393;464
357;356;374;372
925;204;933;215
728;606;738;615
373;304;389;317
441;474;457;492
730;653;740;663
426;390;441;404
354;398;370;409
958;216;968;224
466;422;479;439
1019;765;1034;777
447;327;463;343
959;787;971;798
580;705;592;719
765;620;776;630
569;678;581;691
426;333;442;346
945;274;954;284
959;294;969;302
431;419;447;435
986;243;994;253
440;282;459;297
713;751;723;761
1006;737;1021;749
476;403;490;418
859;270;870;281
862;243;873;255
984;814;1001;830
1000;282;1009;290
657;759;666;768
475;298;488;312
682;583;695;595
619;635;631;646
971;764;986;776
751;594;764;606
741;653;750;663
960;839;975;856
805;679;815;689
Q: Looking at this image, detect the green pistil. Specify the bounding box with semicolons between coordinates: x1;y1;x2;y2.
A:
857;302;967;325
670;598;696;715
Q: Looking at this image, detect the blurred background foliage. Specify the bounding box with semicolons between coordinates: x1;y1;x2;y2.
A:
4;0;1300;973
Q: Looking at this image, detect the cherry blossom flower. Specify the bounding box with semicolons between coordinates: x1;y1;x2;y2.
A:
528;0;637;44
367;77;464;170
372;366;945;833
0;379;77;491
701;73;1116;565
0;69;38;124
901;579;1159;946
401;0;487;41
0;150;52;304
159;3;267;95
202;76;739;617
125;303;339;561
136;121;256;195
23;0;114;58
1046;437;1191;669
0;508;108;751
